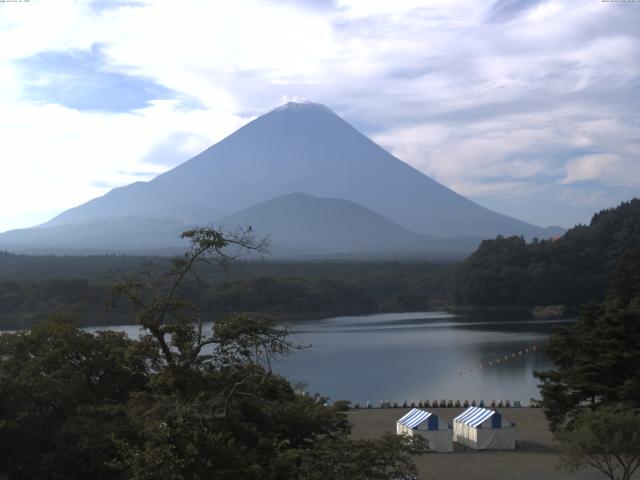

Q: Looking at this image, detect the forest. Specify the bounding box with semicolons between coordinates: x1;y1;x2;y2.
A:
1;199;639;330
0;253;453;329
0;228;426;480
452;199;640;307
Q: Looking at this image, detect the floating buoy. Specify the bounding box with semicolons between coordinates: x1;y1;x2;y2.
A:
456;343;540;378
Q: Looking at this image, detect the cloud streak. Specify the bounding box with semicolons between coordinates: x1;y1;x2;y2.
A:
17;43;174;112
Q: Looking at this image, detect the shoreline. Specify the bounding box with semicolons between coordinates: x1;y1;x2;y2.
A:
0;304;578;332
348;408;605;480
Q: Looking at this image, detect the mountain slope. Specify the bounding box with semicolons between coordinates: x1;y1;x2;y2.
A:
41;101;557;238
215;193;480;257
0;194;481;256
0;217;191;255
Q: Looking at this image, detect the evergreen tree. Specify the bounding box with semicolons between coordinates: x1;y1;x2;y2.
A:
535;251;640;430
453;199;640;307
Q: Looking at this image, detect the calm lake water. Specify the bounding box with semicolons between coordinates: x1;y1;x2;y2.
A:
93;311;569;405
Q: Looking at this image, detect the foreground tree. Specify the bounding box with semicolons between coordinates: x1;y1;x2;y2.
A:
0;227;425;479
0;315;152;479
556;406;640;480
535;252;640;479
299;433;427;480
535;251;640;430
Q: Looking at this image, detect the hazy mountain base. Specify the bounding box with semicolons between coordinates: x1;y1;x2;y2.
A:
0;194;483;257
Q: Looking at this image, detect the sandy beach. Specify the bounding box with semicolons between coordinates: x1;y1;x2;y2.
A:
347;408;617;480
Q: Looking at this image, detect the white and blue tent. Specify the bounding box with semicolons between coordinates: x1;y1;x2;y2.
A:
452;406;516;450
396;408;453;452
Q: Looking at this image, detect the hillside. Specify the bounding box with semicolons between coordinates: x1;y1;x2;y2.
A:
0;101;561;256
452;199;640;306
215;193;480;257
0;217;191;255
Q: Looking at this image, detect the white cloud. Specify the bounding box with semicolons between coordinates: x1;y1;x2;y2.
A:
562;153;640;188
0;0;638;231
374;100;640;208
562;154;619;184
375;109;563;190
557;187;609;208
0;97;246;232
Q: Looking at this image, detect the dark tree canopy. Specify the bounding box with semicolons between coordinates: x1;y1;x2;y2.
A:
0;253;454;331
0;315;356;480
0;227;425;480
555;405;640;480
535;251;640;430
453;199;640;307
533;248;640;480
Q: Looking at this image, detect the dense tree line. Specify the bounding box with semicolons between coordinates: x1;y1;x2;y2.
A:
452;199;640;306
0;255;454;329
535;250;640;479
535;249;640;429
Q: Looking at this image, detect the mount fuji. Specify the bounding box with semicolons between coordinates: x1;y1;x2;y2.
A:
0;101;562;256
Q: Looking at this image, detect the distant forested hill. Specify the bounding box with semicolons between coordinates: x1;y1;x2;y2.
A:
452;199;640;307
0;253;454;329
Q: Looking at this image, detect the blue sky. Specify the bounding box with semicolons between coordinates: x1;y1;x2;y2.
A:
17;43;175;112
0;0;638;232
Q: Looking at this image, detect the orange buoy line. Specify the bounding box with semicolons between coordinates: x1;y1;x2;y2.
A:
457;344;538;376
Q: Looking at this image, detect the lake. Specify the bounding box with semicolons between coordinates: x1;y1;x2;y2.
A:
93;311;569;405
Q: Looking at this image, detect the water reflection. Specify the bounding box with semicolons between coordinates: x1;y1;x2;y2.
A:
277;311;567;404
89;311;568;405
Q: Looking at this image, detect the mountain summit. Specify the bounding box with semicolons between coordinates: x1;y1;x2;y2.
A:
1;101;561;255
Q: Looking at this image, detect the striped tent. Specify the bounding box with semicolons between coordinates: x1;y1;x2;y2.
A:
452;406;516;450
396;408;453;452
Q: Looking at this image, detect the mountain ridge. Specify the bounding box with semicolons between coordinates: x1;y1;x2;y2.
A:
42;101;557;237
215;192;481;257
1;101;564;256
0;193;482;257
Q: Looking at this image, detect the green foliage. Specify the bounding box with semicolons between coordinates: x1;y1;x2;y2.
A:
453;199;640;306
333;400;351;411
0;257;454;330
0;314;151;479
0;228;425;479
298;433;426;480
555;405;640;480
535;250;640;478
0;315;351;479
203;275;376;315
535;251;640;430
